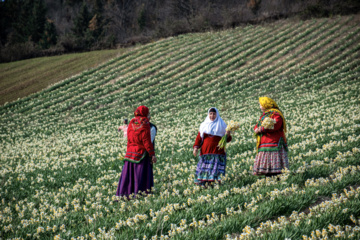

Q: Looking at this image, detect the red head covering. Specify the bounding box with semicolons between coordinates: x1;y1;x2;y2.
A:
130;106;150;131
134;105;149;117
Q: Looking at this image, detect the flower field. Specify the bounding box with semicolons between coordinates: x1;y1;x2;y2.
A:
1;15;360;239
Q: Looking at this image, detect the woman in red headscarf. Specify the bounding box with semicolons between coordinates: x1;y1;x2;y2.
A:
116;106;157;199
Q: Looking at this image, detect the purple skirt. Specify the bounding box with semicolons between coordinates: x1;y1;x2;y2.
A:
116;155;153;198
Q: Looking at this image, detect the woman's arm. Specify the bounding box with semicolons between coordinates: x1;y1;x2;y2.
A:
226;131;232;142
254;115;263;134
142;124;155;157
258;114;283;133
193;132;202;157
150;126;156;143
193;132;202;148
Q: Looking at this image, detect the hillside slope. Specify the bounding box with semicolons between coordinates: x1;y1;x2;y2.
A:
1;15;360;239
0;49;121;105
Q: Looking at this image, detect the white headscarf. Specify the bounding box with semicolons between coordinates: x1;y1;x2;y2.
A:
199;107;227;138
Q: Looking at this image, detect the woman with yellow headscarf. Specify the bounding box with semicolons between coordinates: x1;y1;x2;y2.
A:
253;97;289;176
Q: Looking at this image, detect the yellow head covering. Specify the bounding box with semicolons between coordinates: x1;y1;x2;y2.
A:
259;97;278;109
259;97;286;133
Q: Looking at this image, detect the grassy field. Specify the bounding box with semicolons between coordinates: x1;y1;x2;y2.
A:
0;49;122;105
1;15;360;239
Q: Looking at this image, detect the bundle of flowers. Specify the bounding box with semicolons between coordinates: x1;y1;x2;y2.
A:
218;120;241;150
261;117;276;129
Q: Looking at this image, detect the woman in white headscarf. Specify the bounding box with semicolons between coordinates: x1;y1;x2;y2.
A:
193;107;231;186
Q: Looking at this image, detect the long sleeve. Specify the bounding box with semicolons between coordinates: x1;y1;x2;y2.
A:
256;112;287;151
193;132;202;149
194;132;228;155
150;126;156;143
254;123;265;133
142;125;155;157
226;134;232;143
261;114;283;133
254;120;261;131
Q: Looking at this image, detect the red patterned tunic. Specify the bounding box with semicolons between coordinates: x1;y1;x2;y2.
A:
253;110;289;175
193;132;232;155
254;111;287;152
124;120;154;163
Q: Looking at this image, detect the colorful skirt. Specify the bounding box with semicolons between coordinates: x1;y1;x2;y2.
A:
194;154;226;185
116;154;153;199
253;145;289;175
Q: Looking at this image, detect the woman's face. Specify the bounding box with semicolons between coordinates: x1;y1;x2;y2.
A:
209;112;217;121
259;103;266;112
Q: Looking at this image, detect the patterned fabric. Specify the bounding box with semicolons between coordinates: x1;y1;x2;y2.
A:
253;145;289;175
258;97;286;133
134;105;149;117
124;118;155;163
130;105;150;132
258;137;288;152
264;109;286;133
257;110;284;131
193;133;231;156
194;154;226;184
255;110;287;152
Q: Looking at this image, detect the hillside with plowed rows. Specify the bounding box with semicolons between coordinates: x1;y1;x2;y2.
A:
1;15;360;239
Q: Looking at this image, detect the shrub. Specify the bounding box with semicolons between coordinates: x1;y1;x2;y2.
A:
0;41;38;62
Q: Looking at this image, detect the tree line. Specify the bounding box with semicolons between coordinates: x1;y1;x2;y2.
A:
0;0;359;63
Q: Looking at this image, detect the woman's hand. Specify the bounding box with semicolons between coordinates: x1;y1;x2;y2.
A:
226;130;231;136
254;127;261;134
193;148;199;157
151;156;157;164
